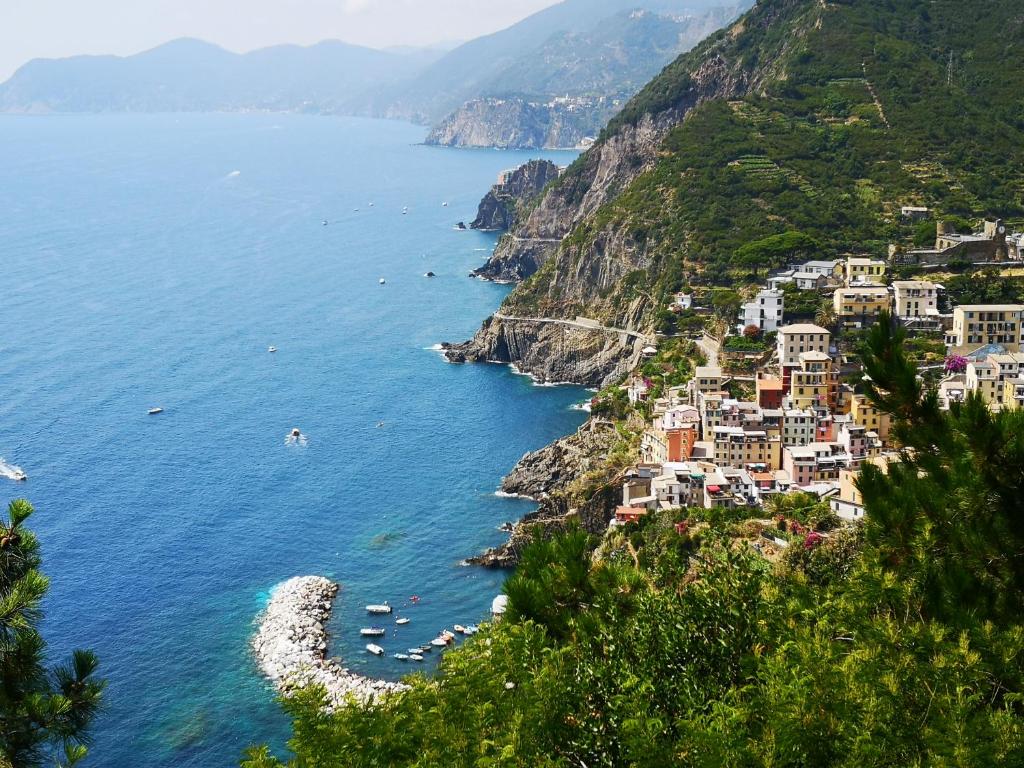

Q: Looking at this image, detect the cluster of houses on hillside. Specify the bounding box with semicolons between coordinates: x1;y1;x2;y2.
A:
622;321;894;526
617;217;1024;530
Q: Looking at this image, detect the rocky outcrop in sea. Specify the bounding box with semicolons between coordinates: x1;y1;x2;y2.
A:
252;576;407;708
471;159;561;233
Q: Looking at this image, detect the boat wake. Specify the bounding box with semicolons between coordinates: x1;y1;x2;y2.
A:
0;458;27;482
284;434;309;448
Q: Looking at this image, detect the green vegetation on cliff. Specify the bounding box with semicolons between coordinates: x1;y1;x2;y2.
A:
506;0;1024;325
244;320;1024;766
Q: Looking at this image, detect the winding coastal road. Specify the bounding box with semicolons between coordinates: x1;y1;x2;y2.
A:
493;312;656;343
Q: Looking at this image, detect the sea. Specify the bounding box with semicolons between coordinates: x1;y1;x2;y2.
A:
0;113;584;767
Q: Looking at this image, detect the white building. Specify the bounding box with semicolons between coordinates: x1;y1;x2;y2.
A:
737;289;785;334
777;324;832;367
893;280;940;319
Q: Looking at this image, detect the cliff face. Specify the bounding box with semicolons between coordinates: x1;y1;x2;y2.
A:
425;98;603;150
469;420;625;568
449;0;814;384
471;160;562;232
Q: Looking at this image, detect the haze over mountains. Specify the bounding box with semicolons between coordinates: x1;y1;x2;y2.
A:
0;0;749;148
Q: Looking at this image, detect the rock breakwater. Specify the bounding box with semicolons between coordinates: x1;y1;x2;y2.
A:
252;576;407;708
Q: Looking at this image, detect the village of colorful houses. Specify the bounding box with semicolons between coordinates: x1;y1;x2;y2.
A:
615;215;1024;528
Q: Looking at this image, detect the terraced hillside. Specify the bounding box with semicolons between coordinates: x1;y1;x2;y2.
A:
449;0;1024;386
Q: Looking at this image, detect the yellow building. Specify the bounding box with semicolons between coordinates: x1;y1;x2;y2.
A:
966;359;1001;407
850;393;891;444
833;285;891;326
789;351;832;410
712;427;781;470
1003;378;1024;410
845;257;886;285
690;366;725;405
947;305;1024;354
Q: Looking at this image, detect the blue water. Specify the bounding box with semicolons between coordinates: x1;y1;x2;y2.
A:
0;114;584;767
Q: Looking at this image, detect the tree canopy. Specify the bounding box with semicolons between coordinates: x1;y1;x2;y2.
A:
0;500;104;768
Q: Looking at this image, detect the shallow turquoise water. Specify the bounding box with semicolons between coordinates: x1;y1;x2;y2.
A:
0;113;584;767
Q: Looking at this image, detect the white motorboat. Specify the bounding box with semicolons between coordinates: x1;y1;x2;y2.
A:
464;625;479;636
366;644;385;656
430;637;449;647
148;407;163;415
441;629;455;641
366;603;392;615
395;617;411;625
393;653;409;661
360;627;386;637
0;459;27;482
453;624;467;634
409;654;424;662
379;278;386;285
268;346;277;353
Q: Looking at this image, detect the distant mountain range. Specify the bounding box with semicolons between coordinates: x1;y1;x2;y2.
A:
0;38;438;114
0;0;749;149
368;0;748;126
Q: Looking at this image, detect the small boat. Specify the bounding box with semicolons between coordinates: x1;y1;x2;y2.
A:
430;637;449;647
1;460;27;482
441;629;455;641
395;617;411;625
369;202;375;207
366;603;392;615
322;220;329;226
402;207;408;214
366;644;385;656
379;278;386;285
290;428;302;439
148;408;163;415
360;627;386;637
268;346;277;353
419;644;433;653
409;595;421;604
409;653;424;662
408;647;424;655
424;271;436;278
442;202;449;207
464;625;479;636
393;653;409;661
453;624;467;635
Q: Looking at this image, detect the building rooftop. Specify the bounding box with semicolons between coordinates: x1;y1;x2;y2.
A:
799;351;832;362
780;323;830;335
893;280;938;290
694;366;723;378
956;304;1024;312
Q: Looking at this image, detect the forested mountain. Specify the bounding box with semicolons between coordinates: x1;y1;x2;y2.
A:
0;38;436;114
451;0;1024;385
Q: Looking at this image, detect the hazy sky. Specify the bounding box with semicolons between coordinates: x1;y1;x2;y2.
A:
0;0;562;81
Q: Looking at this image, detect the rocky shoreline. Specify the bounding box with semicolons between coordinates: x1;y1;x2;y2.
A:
252;576;407;708
468;420;623;568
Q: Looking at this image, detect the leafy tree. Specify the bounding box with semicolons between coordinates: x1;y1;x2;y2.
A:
1;500;104;767
859;313;1024;625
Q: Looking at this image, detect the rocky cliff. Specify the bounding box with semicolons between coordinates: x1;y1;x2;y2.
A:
449;0;814;384
469;419;626;568
471;159;562;232
426;98;603;150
